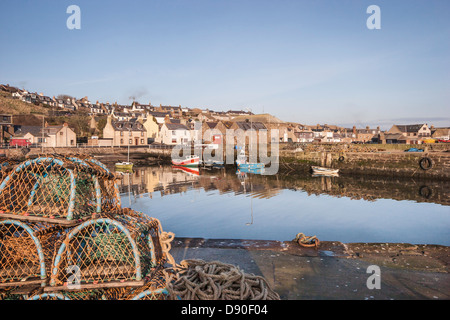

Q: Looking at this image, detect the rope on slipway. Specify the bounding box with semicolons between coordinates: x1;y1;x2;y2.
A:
165;259;280;300
294;233;320;249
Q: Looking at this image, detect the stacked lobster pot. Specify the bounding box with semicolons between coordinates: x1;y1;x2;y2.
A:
0;154;174;300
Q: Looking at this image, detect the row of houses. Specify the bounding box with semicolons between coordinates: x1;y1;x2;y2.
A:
9;122;77;148
93;111;450;148
3;111;449;148
1;83;253;121
1;84;449;147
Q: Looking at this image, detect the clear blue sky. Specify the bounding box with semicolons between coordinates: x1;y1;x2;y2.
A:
1;0;449;129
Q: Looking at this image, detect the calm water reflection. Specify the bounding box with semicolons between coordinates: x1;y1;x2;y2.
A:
113;165;450;246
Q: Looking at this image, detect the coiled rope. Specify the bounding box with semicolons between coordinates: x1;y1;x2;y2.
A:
165;259;280;300
294;233;320;249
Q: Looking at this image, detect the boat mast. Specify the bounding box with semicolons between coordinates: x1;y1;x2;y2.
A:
127;127;130;163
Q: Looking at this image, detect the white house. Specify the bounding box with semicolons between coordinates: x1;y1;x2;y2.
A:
160;123;191;145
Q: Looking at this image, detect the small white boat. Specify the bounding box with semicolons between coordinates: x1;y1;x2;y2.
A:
311;166;339;175
171;155;200;167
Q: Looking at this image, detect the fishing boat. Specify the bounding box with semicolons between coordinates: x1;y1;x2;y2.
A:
311;166;339;175
235;150;264;170
171;155;200;167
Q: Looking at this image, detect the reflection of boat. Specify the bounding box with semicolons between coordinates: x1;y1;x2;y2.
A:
115;162;133;171
235;150;264;170
201;159;224;168
173;165;200;176
236;166;265;175
172;155;200;167
312;173;339;178
311;166;339;175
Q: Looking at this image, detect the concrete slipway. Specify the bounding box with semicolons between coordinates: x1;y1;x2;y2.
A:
170;238;450;300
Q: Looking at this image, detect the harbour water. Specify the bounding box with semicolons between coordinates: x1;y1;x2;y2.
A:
115;165;450;246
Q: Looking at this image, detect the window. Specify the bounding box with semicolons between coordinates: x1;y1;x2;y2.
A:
120;132;123;136
172;138;177;144
60;132;63;136
172;130;176;135
141;139;144;144
120;139;123;144
141;132;144;136
129;139;132;144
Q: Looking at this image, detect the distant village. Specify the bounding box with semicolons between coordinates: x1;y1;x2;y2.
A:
0;83;449;149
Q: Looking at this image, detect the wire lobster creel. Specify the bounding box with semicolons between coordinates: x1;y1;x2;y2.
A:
27;293;70;300
0;219;64;288
45;210;172;292
96;268;171;300
0;158;20;181
0;155;121;225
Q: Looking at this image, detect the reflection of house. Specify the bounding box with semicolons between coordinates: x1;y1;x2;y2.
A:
13;123;76;147
160;123;190;145
103;116;147;146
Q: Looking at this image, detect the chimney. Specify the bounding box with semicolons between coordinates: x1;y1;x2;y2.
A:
352;126;356;134
366;126;370;130
164;114;170;123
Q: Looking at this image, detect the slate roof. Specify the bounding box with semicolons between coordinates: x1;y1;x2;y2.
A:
394;124;425;133
235;121;267;131
111;119;145;131
165;123;189;130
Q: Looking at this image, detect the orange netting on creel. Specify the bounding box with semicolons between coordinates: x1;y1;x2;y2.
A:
97;268;171;300
0;158;20;181
47;210;172;290
0;220;64;286
18;268;171;300
0;154;121;222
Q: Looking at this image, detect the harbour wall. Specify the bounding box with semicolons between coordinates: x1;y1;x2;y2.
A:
2;143;450;180
280;150;450;180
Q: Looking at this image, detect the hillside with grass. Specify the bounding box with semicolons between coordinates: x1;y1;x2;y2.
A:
0;91;93;137
0;91;50;115
230;113;286;124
